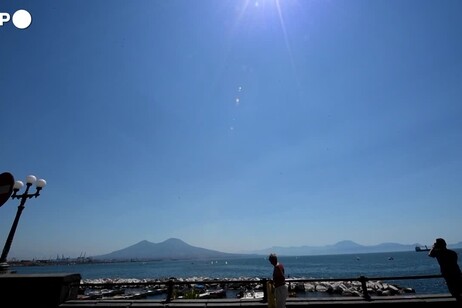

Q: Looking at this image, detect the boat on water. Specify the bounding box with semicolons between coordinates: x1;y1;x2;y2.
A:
238;291;264;299
415;245;430;252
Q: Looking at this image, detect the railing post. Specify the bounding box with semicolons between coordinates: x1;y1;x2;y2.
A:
359;275;371;300
166;280;174;302
262;278;268;303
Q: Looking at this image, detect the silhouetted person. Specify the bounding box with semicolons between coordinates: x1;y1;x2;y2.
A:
429;238;462;305
268;253;288;308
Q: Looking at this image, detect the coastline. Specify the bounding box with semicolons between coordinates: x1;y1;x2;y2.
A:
79;276;418;300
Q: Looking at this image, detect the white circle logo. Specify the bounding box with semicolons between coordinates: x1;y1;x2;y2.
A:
12;9;32;29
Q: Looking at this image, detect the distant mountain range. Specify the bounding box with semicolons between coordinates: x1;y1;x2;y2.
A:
91;238;462;261
92;238;255;261
242;240;462;256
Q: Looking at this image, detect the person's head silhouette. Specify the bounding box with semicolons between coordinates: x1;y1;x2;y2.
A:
435;238;447;249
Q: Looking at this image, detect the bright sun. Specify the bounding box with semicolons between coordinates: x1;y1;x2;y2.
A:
239;0;293;63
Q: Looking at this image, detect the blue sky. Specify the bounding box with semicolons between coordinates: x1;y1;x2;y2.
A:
1;0;461;260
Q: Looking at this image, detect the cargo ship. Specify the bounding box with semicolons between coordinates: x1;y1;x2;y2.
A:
415;245;431;252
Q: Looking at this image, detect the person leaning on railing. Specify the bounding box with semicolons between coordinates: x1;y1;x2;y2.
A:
428;238;462;306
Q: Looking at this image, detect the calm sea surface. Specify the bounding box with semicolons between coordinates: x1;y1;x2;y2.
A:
12;249;462;295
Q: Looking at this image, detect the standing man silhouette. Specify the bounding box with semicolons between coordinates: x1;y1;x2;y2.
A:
268;253;288;308
428;238;462;305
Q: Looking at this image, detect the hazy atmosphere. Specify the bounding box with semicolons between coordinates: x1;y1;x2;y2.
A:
1;0;461;260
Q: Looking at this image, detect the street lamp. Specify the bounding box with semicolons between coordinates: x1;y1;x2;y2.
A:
0;174;46;273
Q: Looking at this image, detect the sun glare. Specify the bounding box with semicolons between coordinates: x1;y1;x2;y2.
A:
237;0;295;71
237;0;291;40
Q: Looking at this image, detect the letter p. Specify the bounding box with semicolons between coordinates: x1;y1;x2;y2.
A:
0;13;10;26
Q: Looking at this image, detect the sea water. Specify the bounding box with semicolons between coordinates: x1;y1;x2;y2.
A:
11;250;461;295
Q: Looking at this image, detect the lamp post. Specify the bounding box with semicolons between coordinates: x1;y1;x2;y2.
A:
0;175;46;273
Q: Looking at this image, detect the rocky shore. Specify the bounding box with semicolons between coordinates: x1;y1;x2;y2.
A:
79;276;416;300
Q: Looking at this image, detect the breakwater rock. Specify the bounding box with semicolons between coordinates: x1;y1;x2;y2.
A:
289;278;415;297
80;276;415;299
